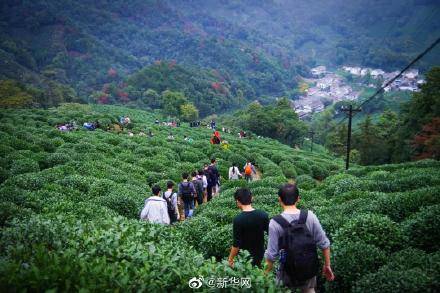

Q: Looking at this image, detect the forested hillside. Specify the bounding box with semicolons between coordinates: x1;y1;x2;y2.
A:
1;0;438;111
180;0;440;70
0;0;304;110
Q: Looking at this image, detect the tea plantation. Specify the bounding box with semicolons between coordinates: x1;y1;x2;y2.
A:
1;104;439;292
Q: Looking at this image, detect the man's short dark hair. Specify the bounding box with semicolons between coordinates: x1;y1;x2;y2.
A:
278;183;300;205
211;158;216;164
234;188;252;205
198;169;204;176
152;185;161;196
167;181;174;189
182;172;189;179
191;171;197;177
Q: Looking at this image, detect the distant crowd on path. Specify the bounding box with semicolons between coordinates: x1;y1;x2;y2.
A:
140;158;220;224
141;158;259;225
227;184;335;292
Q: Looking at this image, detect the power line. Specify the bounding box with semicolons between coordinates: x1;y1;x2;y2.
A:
315;36;440;137
353;36;440;117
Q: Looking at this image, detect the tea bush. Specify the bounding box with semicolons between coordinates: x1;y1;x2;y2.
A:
1;105;439;291
402;204;440;252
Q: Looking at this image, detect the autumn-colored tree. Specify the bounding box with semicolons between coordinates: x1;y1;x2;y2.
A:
412;118;440;160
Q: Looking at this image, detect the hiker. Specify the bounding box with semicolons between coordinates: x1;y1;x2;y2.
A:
210;131;221;145
221;140;230;150
163;181;179;224
119;116;130;126
140;185;170;225
83;122;96;131
206;158;220;200
184;135;194;143
199;169;208;203
229;163;242;180
243;160;257;182
228;188;269;267
192;171;204;206
265;184;335;292
155;119;160;125
178;173;196;219
57;124;68;132
210;120;216;130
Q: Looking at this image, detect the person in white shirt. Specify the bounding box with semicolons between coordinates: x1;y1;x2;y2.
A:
229;163;242;180
140;185;170;225
200;169;208;202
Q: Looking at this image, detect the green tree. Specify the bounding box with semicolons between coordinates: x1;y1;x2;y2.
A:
142;89;161;109
354;115;385;165
161;90;188;117
394;67;440;162
180;103;199;122
0;80;34;108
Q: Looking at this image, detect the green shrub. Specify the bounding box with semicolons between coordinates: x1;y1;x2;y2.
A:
279;161;297;179
334;214;404;252
44;152;71;168
327;241;387;292
322;173;362;197
296;174;317;190
375;187;440;222
293;160;312;175
57;175;93;193
270;152;284;164
0;202;31;226
353;268;431;293
353;249;439;293
311;164;329;180
402;204;440;252
10;158;40;175
95;193;142;219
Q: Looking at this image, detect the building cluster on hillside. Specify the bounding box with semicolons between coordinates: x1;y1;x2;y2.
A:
294;65;425;119
295;66;358;117
342;66;424;92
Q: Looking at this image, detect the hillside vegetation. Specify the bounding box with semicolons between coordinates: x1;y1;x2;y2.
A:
1;0;438;110
1;104;439;291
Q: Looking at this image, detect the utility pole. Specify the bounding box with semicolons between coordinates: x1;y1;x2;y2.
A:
308;131;315;153
341;105;361;170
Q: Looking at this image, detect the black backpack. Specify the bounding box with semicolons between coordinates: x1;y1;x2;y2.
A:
180;182;193;202
206;166;217;186
163;192;178;223
273;210;319;287
193;178;204;196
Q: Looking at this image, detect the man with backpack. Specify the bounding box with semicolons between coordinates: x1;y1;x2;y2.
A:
243;160;256;182
163;181;179;224
178;173;197;219
206;159;220;201
140;185;170;225
228;188;269;267
265;184;334;292
192;171;204;206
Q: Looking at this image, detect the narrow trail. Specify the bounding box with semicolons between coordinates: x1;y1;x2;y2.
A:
254;169;262;181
